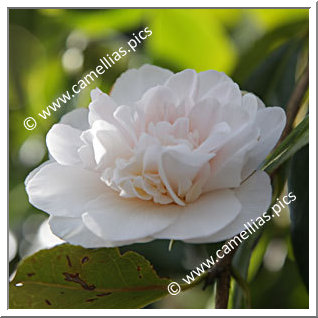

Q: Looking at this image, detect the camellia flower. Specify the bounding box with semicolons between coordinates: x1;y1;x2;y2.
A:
9;230;17;262
25;65;286;247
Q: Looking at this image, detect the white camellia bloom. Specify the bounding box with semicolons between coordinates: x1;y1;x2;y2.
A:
9;230;17;262
25;65;286;247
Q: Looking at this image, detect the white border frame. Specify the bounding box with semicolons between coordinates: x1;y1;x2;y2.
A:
3;1;316;316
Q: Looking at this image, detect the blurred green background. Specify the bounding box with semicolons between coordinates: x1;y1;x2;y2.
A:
9;8;309;309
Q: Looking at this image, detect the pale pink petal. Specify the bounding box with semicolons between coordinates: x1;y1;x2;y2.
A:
185;170;271;243
142;143;161;172
113;105;141;145
77;145;96;169
154;189;241;240
77;130;98;169
188;97;222;142
198;122;231;153
25;160;55;186
90;120;132;168
219;101;250;131
255;93;266;110
49;216;111;248
242;93;259;120
203;124;259;191
60;108;89;131
26;163;107;217
111;64;173;105
88;88;117;125
137;86;178;125
46;124;83;166
242;107;286;179
50;215;155;248
164;69;198;103
159;145;214;205
196;70;233;98
82;192;181;242
196;70;241;108
185;163;211;203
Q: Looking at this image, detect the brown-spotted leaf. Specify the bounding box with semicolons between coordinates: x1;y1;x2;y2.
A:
10;244;171;308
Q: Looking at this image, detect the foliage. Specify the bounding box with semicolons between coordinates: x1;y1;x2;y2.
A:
288;145;309;290
10;244;171;308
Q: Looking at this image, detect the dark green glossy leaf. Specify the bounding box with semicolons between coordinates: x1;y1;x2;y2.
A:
232;18;308;111
288;145;309;290
230;231;262;308
10;244;171;308
242;39;303;107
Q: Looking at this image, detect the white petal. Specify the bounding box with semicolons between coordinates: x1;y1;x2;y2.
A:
82;191;181;242
77;130;97;169
212;81;242;109
46;124;82;166
88;88;117;125
90;120;132;168
241;93;259;121
49;216;111;248
185;163;211;203
198;122;231;153
25;160;55;186
77;144;96;169
196;70;232;98
26;162;107;217
110;64;173;105
90;87;104;100
50;207;157;248
219;99;250;131
172;117;190;139
154;189;241;240
158;145;214;205
196;70;241;107
242;106;286;179
204;124;259;191
188;97;222;142
185;170;271;243
164;69;198;102
60;108;89;131
142;143;161;172
113;105;139;145
254;93;266;110
9;231;17;262
137;86;178;125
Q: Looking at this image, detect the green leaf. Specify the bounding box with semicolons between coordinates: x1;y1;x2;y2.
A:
146;9;236;73
10;244;171;309
262;115;309;174
230;232;262;308
240;38;304;108
250;9;308;31
270;163;291;204
288;144;309;290
232;18;308;90
39;9;144;37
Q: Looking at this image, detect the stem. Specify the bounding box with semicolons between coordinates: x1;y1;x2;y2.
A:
214;245;236;309
215;266;231;309
180;241;239;297
279;64;309;143
180;271;208;292
202;241;239;309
